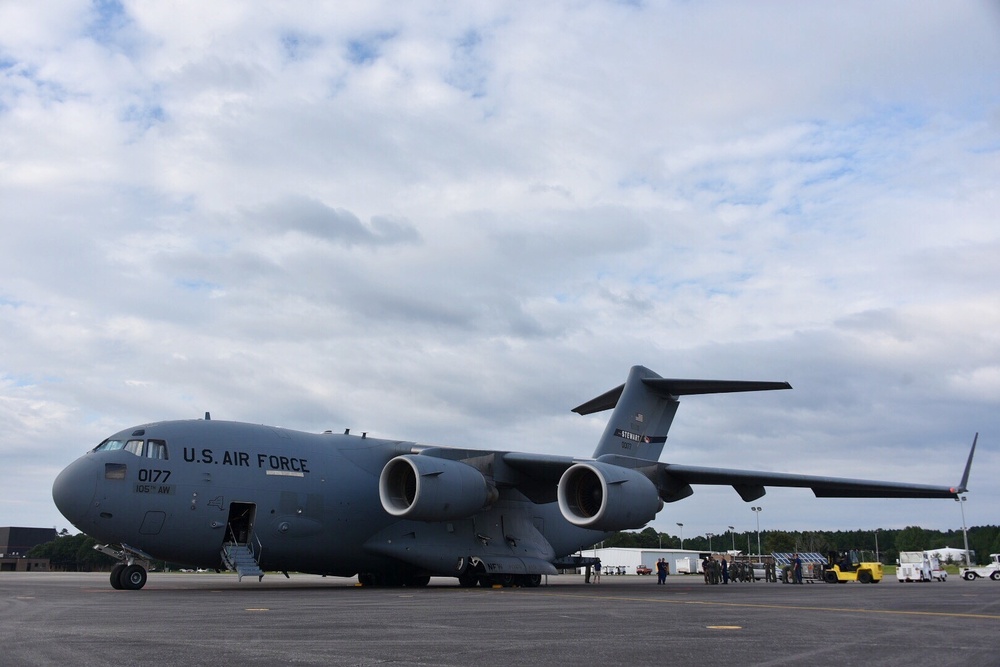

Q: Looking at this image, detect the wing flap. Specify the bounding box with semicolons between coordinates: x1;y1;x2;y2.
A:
660;463;959;499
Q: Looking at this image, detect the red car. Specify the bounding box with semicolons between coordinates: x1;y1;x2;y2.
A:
636;565;653;575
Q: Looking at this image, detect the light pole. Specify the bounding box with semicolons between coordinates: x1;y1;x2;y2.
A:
957;495;971;566
874;529;880;562
728;526;735;553
751;507;762;557
677;522;684;550
706;532;714;554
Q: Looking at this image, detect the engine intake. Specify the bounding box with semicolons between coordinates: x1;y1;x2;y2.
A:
379;455;498;521
557;461;662;531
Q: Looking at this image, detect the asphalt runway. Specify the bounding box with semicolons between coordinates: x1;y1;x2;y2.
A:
2;572;998;666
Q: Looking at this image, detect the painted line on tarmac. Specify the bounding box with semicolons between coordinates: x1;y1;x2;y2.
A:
523;591;1000;621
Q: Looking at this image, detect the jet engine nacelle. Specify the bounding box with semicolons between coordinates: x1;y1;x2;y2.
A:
557;461;663;531
379;455;499;522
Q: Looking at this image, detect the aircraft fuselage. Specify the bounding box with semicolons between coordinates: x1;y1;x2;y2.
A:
53;419;603;582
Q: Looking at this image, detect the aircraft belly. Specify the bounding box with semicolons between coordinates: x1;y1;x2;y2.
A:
534;503;611;561
363;501;561;576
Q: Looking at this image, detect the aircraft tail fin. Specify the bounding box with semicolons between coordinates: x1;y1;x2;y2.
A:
574;365;791;462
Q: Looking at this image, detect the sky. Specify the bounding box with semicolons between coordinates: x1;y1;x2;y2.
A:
2;1;999;543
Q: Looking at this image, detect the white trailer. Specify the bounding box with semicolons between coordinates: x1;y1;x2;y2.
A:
675;557;702;574
896;551;947;582
960;553;1000;581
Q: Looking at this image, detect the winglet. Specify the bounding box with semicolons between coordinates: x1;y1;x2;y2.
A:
954;432;977;494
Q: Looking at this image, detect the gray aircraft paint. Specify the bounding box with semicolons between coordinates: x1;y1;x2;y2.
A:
51;365;972;589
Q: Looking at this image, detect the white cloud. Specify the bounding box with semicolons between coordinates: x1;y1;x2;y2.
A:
1;1;999;535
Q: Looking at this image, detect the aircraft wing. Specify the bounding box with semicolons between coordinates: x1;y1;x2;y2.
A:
657;463;961;501
501;433;975;504
654;433;976;502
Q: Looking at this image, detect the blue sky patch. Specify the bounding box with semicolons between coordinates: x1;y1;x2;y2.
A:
346;32;397;65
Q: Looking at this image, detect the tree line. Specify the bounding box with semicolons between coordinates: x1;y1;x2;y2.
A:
27;532;117;571
600;525;1000;565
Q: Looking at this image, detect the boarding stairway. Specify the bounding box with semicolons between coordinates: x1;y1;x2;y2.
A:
221;538;264;582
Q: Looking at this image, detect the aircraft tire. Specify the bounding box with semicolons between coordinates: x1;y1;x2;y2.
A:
495;573;516;587
523;574;542;588
405;575;430;587
121;564;147;590
110;564;125;590
457;573;479;588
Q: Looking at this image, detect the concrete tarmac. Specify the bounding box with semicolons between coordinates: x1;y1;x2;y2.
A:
2;571;998;666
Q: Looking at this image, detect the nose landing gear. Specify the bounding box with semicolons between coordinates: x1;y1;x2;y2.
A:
95;543;154;590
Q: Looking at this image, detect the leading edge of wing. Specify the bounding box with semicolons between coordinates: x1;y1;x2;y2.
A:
661;463;960;499
462;452;959;498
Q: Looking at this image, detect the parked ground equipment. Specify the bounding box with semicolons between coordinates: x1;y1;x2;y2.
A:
897;551;947;582
960;553;1000;581
823;550;883;584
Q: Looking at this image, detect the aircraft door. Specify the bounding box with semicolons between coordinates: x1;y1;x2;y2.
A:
226;502;256;546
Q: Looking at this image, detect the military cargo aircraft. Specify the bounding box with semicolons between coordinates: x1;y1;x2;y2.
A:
52;365;975;590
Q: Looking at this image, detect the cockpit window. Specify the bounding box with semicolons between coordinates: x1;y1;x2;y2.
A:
146;439;168;460
94;439;126;452
92;438;169;459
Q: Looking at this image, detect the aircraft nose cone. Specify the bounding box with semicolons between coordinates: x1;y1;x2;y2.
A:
52;456;98;530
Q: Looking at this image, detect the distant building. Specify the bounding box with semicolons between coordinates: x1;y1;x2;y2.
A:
579;547;713;575
1;527;56;572
925;546;976;566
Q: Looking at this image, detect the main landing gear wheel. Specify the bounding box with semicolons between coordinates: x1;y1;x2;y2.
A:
523;574;542;588
494;573;516;587
120;564;148;590
110;563;126;590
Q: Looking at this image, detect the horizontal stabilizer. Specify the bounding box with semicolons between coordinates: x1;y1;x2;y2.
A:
573;378;791;415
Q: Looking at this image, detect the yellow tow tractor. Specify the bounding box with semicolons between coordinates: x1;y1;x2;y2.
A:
823;549;883;584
